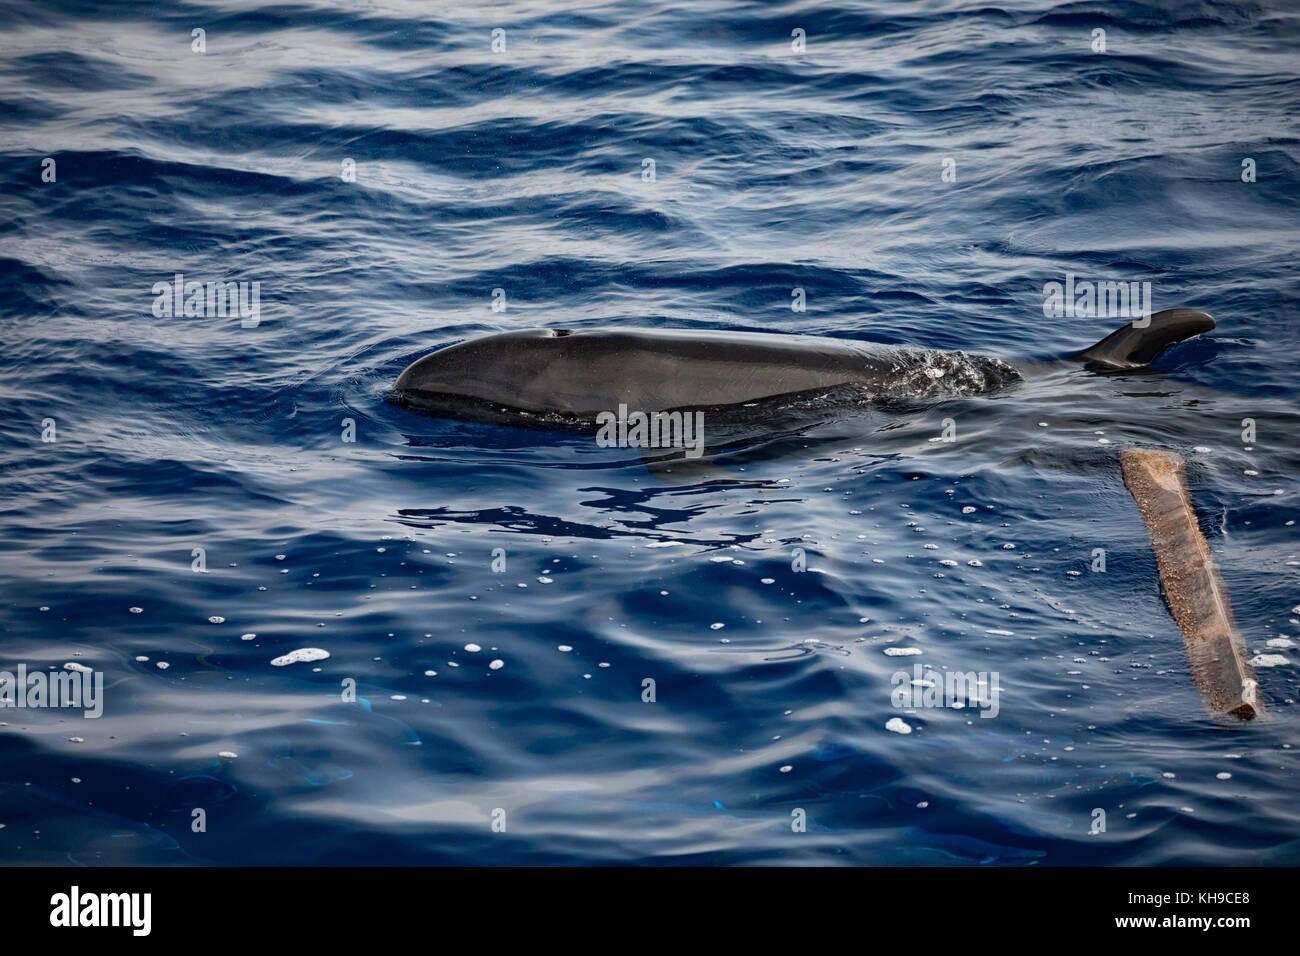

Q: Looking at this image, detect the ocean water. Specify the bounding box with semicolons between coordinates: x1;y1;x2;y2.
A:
1;0;1298;866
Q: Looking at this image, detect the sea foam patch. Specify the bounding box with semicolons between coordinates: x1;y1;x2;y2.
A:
271;647;330;667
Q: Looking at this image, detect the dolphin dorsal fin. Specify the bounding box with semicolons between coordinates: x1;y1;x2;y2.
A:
1070;308;1215;370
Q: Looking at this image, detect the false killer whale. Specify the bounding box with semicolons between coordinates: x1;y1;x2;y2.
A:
390;308;1216;425
390;308;1270;719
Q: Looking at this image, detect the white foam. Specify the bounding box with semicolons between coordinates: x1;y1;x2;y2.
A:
1249;653;1289;668
271;647;330;667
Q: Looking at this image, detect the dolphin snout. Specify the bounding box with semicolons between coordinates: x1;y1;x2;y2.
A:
393;352;442;393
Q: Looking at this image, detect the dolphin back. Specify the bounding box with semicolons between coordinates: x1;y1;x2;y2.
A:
392;327;1022;424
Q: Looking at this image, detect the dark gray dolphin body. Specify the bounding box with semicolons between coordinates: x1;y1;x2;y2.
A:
392;308;1215;425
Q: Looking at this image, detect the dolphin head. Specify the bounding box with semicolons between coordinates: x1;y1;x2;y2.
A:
395;328;569;394
393;328;583;422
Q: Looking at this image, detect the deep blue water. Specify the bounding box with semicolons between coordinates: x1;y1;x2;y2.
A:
1;0;1299;865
